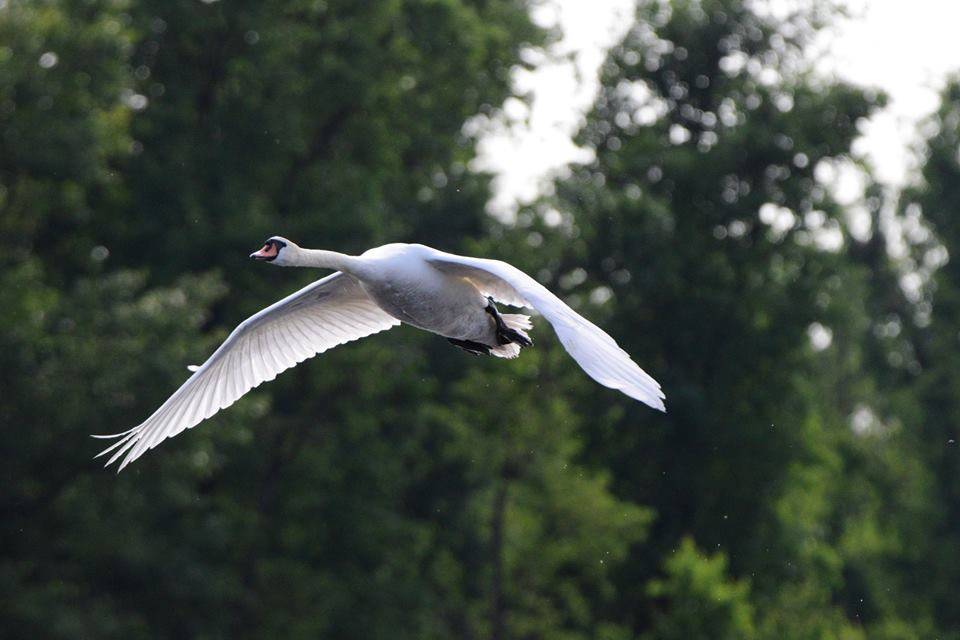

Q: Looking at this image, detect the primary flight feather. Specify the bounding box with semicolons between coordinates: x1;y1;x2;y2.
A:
95;239;665;470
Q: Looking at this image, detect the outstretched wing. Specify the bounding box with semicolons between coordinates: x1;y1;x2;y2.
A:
95;272;400;470
426;249;665;410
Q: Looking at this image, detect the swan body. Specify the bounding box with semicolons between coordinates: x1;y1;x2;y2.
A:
95;238;665;470
358;245;488;338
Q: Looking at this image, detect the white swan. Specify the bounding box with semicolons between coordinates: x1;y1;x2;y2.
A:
95;238;665;470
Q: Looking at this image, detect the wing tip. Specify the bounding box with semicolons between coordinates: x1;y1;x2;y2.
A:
92;427;143;470
638;391;667;412
619;384;667;412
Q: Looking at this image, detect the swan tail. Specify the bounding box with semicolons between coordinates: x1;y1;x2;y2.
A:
501;313;532;331
490;343;522;358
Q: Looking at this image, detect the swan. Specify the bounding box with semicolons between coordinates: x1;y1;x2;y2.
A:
95;238;665;470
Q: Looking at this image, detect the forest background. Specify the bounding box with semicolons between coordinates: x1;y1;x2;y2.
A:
4;1;960;638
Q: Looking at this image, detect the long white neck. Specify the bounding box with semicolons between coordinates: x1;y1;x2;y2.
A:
287;248;360;273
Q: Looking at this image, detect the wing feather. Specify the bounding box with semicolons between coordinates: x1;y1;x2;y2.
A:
95;271;400;470
425;249;665;410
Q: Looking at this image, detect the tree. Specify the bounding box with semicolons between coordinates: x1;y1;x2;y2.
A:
645;537;755;640
878;76;960;637
541;0;892;633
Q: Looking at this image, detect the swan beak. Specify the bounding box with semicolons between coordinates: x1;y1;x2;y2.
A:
250;243;277;261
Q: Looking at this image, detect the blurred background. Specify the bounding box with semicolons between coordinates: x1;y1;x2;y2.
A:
3;0;960;637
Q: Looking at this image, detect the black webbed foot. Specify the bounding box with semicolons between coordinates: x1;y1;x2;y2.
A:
499;326;533;347
484;296;533;347
447;337;491;356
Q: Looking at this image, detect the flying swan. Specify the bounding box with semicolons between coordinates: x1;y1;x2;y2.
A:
95;239;665;469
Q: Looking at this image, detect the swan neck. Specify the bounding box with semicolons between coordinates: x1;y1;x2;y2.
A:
291;248;357;272
293;248;358;272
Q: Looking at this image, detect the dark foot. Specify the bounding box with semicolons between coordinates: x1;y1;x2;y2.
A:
499;326;533;347
484;296;533;347
447;337;491;356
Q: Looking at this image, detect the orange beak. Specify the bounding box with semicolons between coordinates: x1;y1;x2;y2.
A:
250;243;278;261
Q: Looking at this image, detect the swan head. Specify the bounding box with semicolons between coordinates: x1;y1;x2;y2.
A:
250;236;298;265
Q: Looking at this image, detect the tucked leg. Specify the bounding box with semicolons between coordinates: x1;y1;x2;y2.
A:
485;297;533;347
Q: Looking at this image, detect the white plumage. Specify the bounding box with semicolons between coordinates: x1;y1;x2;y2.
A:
95;239;665;470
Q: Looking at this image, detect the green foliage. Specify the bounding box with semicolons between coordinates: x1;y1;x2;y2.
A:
0;0;135;275
422;358;654;638
534;0;946;636
645;538;755;640
542;0;879;621
874;74;960;638
4;0;960;638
